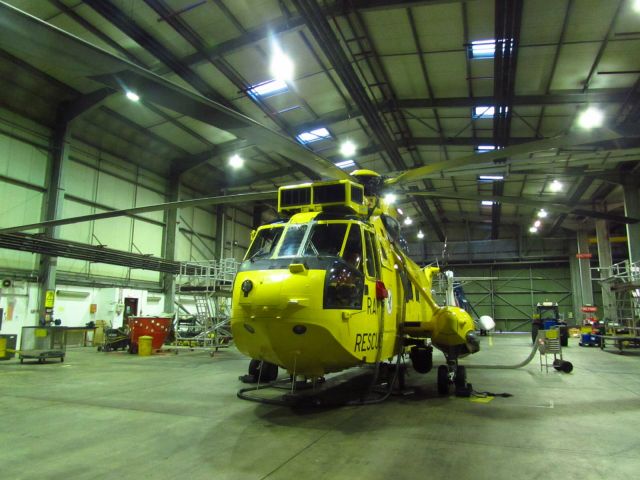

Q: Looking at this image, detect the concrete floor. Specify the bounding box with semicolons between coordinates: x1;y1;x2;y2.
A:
1;334;639;480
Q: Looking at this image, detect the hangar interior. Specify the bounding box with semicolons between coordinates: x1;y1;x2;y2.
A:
1;0;639;478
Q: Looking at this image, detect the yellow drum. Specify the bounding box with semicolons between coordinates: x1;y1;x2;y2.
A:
138;335;153;356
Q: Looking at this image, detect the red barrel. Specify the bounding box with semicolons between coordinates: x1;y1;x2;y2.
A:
129;316;172;350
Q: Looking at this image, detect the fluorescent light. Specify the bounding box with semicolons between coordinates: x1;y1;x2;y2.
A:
384;193;397;204
476;145;496;152
340;140;357;157
470;39;496;58
229;154;244;169
469;38;515;59
335;159;356;169
270;45;294;82
577;107;604;129
474;106;495;118
529;226;538;233
404;217;412;225
248;79;288;97
481;200;495;206
397;208;403;215
549;179;563;192
125;91;140;102
537;209;548;218
296;127;331;144
417;230;424;239
534;220;541;228
478;175;504;181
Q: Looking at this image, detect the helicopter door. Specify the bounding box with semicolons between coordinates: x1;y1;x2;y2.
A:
357;228;383;359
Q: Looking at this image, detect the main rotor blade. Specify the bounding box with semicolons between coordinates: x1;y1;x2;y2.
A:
0;191;277;234
386;128;622;186
0;2;348;182
408;191;639;224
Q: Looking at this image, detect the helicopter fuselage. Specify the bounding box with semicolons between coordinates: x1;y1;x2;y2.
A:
231;180;478;378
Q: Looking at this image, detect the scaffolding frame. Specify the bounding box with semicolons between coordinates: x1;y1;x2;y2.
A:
598;259;640;331
172;259;239;353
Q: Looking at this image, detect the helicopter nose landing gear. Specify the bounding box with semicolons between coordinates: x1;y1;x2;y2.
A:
437;359;472;397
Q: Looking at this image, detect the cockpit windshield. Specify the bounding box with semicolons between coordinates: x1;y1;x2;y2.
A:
246;221;361;262
303;223;348;256
245;225;284;261
276;222;349;258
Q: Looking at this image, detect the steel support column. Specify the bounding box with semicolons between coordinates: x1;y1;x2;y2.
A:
576;229;594;311
623;184;640;264
595;217;617;322
162;178;181;314
37;112;69;322
216;205;225;259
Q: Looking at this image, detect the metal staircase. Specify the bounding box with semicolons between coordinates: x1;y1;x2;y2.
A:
172;259;239;353
600;260;640;331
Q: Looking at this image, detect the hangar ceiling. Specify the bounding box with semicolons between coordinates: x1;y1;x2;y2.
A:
0;0;639;241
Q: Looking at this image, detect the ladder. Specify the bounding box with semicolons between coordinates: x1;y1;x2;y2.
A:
193;293;212;330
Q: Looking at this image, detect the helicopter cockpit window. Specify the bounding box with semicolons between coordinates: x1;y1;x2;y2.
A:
381;214;409;253
245;226;284;261
364;231;379;278
342;224;363;271
381;214;401;243
303;223;348;256
277;224;308;257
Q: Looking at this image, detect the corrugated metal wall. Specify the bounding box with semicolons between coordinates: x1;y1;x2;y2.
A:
0;107;253;285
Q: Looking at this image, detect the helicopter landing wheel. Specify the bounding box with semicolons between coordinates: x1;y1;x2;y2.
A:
410;345;433;374
437;365;450;395
454;366;471;397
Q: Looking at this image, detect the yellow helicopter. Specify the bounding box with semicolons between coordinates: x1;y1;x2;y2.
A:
1;125;629;400
231;169;485;396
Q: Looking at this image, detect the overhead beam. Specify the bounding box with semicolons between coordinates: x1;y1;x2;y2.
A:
292;0;444;241
146;0;329;183
408;191;639;224
84;0;233;108
547;177;596;235
64;88;116;123
491;0;523;239
393;92;627;110
297;91;628;133
161;1;475;74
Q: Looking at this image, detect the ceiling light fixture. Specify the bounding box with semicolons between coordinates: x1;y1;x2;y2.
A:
229;154;244;169
404;217;413;225
270;44;294;83
577;107;604;129
476;145;496;152
340;140;357;157
384;193;397;205
537;209;548;218
550;179;563;192
634;0;640;13
534;220;541;228
529;226;538;233
125;91;140;102
417;230;425;239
